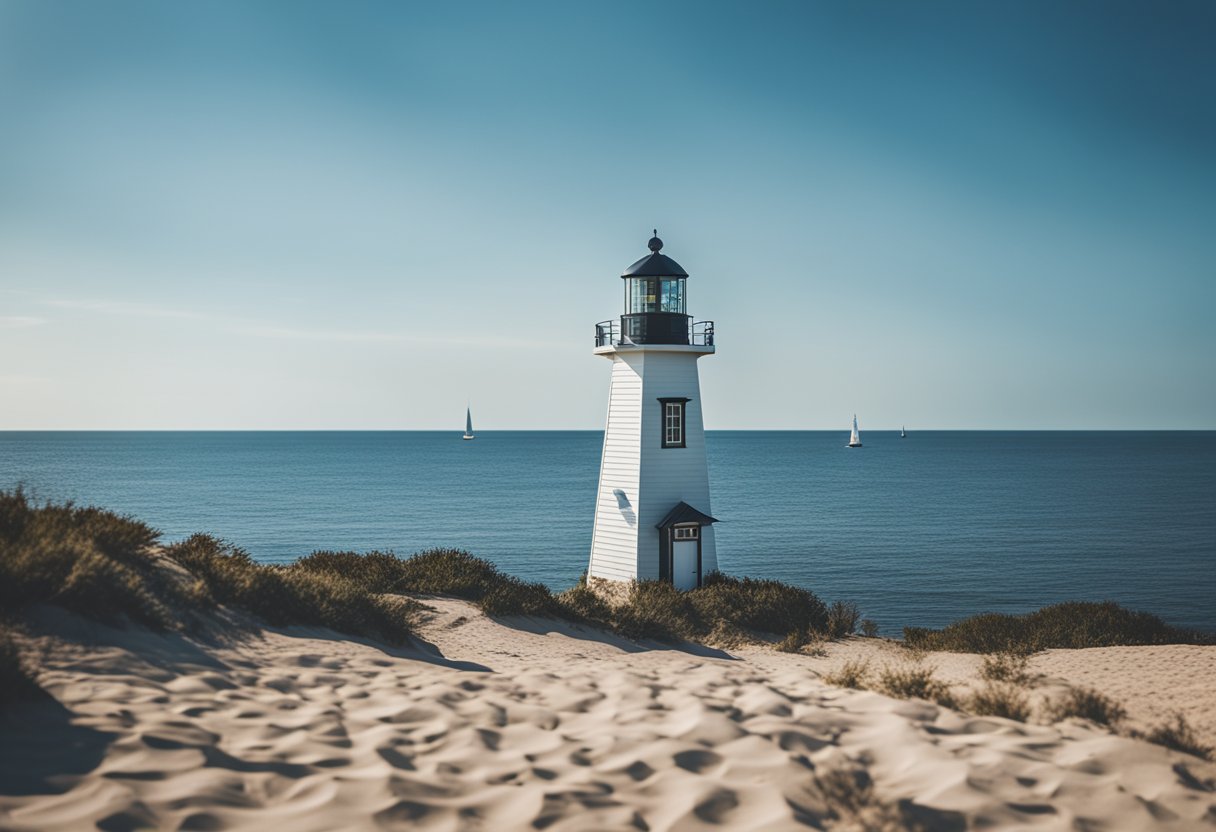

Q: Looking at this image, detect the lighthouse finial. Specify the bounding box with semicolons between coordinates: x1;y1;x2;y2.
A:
647;230;663;252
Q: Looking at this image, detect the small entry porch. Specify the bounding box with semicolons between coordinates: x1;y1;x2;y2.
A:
656;501;719;591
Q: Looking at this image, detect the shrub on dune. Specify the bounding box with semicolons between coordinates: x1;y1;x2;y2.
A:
554;578;613;623
296;548;563;618
0;488;183;629
904;601;1210;653
825;600;861;639
776;626;811;653
1046;686;1127;727
606;574;836;644
610;580;700;641
1139;714;1213;761
693;572;830;636
292;550;413;594
823;659;870;689
967;682;1031;722
0;490;887;651
875;664;956;708
167;535;416;644
979;652;1033;684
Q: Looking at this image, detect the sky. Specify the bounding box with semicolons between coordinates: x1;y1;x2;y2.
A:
0;1;1213;430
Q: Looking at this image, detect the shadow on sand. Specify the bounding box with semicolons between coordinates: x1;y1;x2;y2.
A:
487;614;738;661
0;697;117;797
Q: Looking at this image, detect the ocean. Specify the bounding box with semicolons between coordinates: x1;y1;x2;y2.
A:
2;430;1213;636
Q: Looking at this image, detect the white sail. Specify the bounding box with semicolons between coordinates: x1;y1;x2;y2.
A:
463;407;475;440
848;414;862;447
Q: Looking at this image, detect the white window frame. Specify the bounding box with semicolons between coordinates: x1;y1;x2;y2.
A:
659;398;688;448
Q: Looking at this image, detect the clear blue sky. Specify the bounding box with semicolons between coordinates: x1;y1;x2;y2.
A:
1;1;1213;429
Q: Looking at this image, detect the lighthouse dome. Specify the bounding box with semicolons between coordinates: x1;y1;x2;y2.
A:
622;231;688;278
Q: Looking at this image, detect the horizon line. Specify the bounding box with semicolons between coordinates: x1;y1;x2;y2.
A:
2;428;1214;434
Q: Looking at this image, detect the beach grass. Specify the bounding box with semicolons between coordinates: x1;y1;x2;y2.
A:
979;652;1033;684
1046;686;1127;727
902;601;1211;653
875;664;957;708
169;535;418;644
1140;714;1213;761
0;490;417;644
0;488;184;630
825;600;861;639
823;659;870;689
0;628;43;704
299;552;840;645
4;489;1210;661
0;491;840;649
967;682;1032;722
295;548;560;617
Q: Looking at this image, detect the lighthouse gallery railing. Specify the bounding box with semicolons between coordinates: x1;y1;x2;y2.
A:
594;319;715;348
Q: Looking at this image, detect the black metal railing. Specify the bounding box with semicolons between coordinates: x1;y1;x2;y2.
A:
594;318;715;348
594;319;620;347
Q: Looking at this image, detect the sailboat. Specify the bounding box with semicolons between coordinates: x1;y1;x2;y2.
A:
900;425;907;439
847;414;862;448
462;407;475;441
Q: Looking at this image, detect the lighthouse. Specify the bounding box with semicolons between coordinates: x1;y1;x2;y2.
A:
588;232;718;590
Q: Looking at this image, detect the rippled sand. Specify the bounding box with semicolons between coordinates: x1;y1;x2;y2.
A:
2;599;1213;830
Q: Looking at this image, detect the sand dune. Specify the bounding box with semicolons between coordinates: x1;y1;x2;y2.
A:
2;599;1214;831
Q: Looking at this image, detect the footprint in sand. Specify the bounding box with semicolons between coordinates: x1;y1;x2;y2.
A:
673;748;724;774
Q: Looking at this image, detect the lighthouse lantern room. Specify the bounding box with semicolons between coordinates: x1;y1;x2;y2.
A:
589;233;718;590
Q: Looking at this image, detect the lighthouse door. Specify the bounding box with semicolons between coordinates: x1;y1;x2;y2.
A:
671;525;700;590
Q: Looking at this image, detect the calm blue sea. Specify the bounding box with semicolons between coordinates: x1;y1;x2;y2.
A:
2;431;1213;636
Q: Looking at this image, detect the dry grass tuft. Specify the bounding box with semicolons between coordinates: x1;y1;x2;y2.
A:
967;682;1031;722
823;659;870;689
875;664;956;708
1139;714;1213;761
1045;686;1127;727
825;600;861;639
775;626;827;656
979;651;1033;685
815;765;941;832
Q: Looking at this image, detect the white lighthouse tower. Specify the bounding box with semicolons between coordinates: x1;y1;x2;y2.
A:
588;232;718;590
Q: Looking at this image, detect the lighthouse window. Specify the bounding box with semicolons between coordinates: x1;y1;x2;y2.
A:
673;526;699;540
664;403;683;446
658;398;689;448
659;279;685;314
629;278;659;313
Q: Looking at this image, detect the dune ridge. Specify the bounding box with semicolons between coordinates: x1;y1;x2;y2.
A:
2;596;1214;831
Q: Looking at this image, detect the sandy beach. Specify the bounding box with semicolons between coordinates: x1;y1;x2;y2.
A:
3;596;1214;831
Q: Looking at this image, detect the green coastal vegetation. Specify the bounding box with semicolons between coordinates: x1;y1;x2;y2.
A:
1;489;1212;760
0;489;852;660
903;602;1207;653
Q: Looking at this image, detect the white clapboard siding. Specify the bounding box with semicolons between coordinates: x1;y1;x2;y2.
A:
637;351;716;577
589;346;716;582
588;353;644;579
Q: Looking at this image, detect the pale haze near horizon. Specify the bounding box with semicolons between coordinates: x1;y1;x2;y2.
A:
1;1;1213;430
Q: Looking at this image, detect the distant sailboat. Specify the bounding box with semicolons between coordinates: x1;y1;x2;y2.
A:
847;414;862;448
462;407;475;441
900;425;907;438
